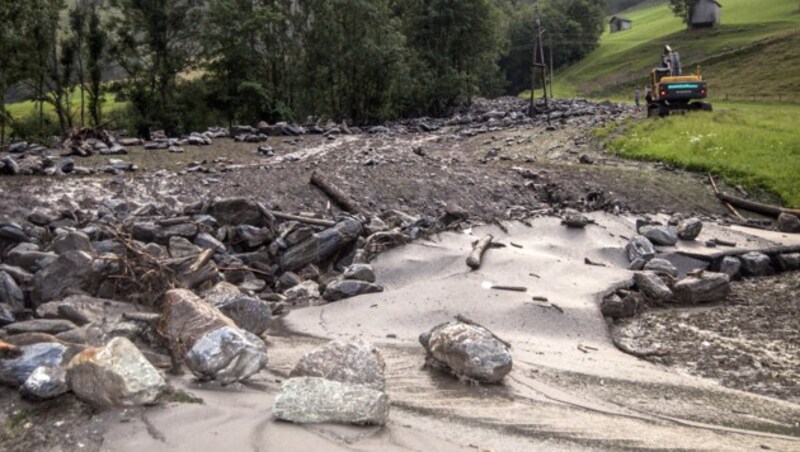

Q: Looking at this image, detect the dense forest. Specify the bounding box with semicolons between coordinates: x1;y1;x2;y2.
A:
0;0;606;140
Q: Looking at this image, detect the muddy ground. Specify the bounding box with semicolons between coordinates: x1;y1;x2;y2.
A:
1;101;798;450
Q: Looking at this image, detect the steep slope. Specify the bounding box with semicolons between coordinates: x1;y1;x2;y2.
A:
557;0;800;100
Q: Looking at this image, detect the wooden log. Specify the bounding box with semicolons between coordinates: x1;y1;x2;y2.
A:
280;218;363;271
717;192;800;218
676;244;800;263
466;234;493;270
491;285;527;292
269;211;336;228
310;171;368;216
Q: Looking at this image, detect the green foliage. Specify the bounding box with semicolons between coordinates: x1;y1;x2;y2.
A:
10;112;61;143
607;103;800;207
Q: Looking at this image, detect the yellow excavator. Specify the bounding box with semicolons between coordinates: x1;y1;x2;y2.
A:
647;45;712;117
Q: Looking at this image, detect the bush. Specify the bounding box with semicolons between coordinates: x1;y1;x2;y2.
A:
9;113;62;144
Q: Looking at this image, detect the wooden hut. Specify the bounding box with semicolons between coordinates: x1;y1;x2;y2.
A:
609;16;633;33
691;0;722;28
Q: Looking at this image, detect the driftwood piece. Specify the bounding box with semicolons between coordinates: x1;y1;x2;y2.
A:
280;218;363;271
178;249;218;289
467;234;493;270
310;171;368;216
708;174;744;219
491;285;527;292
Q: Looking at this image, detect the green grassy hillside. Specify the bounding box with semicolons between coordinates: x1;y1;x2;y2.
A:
557;0;800;101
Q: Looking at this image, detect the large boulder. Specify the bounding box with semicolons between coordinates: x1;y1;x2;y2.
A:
777;213;800;233
776;253;800;271
32;251;95;306
290;339;385;391
740;252;772;276
677;218;703;241
158;289;236;354
0;342;67;387
67;337;166;408
673;272;730;304
639;225;679;246
272;377;389;425
6;244;57;272
206;198;266;226
184;326;268;385
634;272;674;302
601;292;641;319
626;235;655;262
419;319;512;384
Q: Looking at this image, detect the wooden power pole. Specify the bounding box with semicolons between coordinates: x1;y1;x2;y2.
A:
529;11;549;116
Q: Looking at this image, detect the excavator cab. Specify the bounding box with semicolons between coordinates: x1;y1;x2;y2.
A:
647;45;712;117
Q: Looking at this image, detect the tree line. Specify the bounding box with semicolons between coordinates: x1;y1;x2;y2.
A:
0;0;605;141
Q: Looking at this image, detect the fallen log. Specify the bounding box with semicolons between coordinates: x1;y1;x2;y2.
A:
269;211;335;228
490;285;527;292
310;171;368;217
280;218;363;271
709;174;800;218
466;234;493;270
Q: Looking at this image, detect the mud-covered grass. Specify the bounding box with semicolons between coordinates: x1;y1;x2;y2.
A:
606;102;800;207
613;271;800;404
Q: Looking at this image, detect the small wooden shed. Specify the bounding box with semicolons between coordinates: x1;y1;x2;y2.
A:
691;0;722;28
609;16;633;33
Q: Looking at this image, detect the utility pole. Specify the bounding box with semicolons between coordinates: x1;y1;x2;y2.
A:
529;11;548;115
549;33;555;100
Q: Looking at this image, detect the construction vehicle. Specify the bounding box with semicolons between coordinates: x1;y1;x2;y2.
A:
647;45;712;117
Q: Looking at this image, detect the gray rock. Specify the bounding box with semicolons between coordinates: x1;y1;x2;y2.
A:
719;256;742;279
677;218;703;241
0;343;67;386
673;272;730;304
157;222;198;242
207;198;266;226
776;253;800;271
0;223;29;242
32;251;95;305
203;282;241;306
50;231;94;255
211;294;272;336
284;280;321;300
278;271;302;289
169;236;201;258
27;209;59;226
777;213;800;233
272;377;389;425
601;292;640;319
0;156;19;175
343;264;376;283
323;280;384;302
643;258;678;278
0;271;25;312
21;365;69;399
627;258;646;271
634;272;674;302
4;319;77;335
290;339;385;391
561;212;593;228
626;235;655;262
420;319;512;384
740;252;772;276
185;326;268;384
236;225;273;247
67;337;166;408
36;295;138;326
0;265;33;286
6;244;58;272
0;304;14;326
639;225;679;246
144;242;168;258
194;232;226;253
